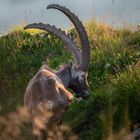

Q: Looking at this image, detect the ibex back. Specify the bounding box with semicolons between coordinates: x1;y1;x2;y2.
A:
24;4;90;140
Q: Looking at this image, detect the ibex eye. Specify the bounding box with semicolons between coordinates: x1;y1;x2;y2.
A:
81;72;86;78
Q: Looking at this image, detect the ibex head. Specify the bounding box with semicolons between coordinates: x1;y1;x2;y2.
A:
24;4;90;99
69;65;89;99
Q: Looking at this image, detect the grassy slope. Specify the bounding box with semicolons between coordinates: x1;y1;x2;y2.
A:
0;21;140;140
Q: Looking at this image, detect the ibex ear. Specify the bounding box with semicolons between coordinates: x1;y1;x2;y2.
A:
68;60;80;70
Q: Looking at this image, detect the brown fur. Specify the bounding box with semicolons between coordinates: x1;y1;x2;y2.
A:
24;68;73;139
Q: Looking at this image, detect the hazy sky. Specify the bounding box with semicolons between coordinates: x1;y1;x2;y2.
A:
0;0;140;34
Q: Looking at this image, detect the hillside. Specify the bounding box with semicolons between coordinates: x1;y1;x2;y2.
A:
0;21;140;140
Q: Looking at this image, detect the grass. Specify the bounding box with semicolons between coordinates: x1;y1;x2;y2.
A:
0;21;140;140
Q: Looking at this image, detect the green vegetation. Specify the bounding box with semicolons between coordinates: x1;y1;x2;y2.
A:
0;21;140;140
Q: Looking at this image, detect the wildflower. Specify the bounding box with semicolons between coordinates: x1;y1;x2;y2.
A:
39;33;44;38
104;63;111;69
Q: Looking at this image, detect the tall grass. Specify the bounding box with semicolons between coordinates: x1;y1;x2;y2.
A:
0;21;140;139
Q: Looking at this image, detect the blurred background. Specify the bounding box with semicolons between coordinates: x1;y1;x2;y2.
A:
0;0;140;34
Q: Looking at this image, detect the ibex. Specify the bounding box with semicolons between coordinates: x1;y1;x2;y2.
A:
24;4;90;140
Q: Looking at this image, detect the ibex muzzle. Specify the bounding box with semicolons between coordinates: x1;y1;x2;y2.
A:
24;4;90;139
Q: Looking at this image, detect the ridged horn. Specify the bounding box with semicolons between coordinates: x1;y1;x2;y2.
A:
24;23;81;65
47;4;90;72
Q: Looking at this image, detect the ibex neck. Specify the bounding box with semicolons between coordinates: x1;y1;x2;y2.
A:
56;66;72;88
